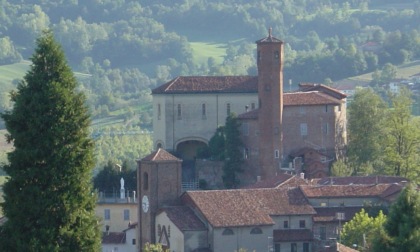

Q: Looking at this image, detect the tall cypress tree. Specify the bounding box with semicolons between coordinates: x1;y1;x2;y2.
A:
0;31;101;251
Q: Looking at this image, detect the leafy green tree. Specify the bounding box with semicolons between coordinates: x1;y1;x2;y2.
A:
383;88;420;182
330;159;352;177
144;242;168;252
341;209;386;251
0;31;101;251
222;113;243;189
372;185;420;252
347;88;386;175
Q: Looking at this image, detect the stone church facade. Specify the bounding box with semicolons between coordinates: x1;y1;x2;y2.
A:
152;30;347;180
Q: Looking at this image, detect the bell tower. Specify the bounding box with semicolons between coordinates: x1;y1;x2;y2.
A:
256;28;284;179
137;148;182;251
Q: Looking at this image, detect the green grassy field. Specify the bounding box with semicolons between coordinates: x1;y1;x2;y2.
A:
350;60;420;82
190;41;227;65
0;61;30;83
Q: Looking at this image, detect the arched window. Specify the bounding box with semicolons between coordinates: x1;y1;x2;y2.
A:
222;228;234;235
250;227;263;234
157;143;162;149
143;172;148;191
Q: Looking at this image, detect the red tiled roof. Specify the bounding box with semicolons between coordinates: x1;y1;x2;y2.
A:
141;148;182;162
152;76;258;94
300;184;402;199
102;232;126;244
316;176;409;186
160;206;206;231
283;92;342;106
273;229;313;242
182;188;315;228
323;243;360;252
298;83;347;99
237;108;259;120
245;173;308;189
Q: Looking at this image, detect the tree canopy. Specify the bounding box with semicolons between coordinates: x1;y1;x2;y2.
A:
0;31;101;251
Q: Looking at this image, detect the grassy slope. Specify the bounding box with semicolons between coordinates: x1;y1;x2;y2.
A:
190;42;227;65
349;60;420;82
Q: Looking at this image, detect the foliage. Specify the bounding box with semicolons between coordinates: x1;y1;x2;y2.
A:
341;209;386;251
0;31;101;251
93;160;137;193
372;184;420;252
330;159;352;177
222;113;244;189
347;88;386;174
143;242;169;252
382;88;420;180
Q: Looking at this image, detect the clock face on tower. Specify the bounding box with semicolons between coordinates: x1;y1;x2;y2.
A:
142;195;149;213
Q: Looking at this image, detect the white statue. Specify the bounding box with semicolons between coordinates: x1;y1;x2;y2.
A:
120;177;125;190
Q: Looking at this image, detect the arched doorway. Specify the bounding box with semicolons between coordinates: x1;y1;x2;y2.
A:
176;139;207;161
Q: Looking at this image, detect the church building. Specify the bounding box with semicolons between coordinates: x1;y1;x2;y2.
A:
151;30;347;180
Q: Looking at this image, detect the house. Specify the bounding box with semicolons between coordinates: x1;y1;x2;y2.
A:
152;30;347;182
137;148;407;252
102;222;138;252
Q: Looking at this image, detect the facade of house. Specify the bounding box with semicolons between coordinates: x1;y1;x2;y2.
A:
152;31;347;181
137;148;407;252
102;223;138;252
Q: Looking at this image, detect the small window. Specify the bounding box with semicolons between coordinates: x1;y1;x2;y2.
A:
177;104;182;119
338;104;342;112
299;106;306;114
251;103;255;110
132;239;136;245
291;243;297;252
222;228;234;235
104;209;110;220
283;220;289;228
258;51;261;62
323;123;329;134
143;172;149;191
226;103;231;116
242;123;249;136
299;220;306;228
275;244;281;252
303;243;309;252
124;209;130;221
325;105;328;112
274;50;280;61
275;150;280;159
300;123;308;136
244;148;249;159
250;227;263;234
157;104;161;120
320;226;327;240
274;126;279;135
202;103;206;119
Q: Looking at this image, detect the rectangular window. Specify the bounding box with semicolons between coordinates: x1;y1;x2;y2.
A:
244;148;249;159
124;209;130;221
323;123;329;134
300;123;308;136
325;105;328;112
177;104;182;119
299;106;306;114
303;243;309;252
274;244;281;252
104;209;110;220
299;220;306;228
226;103;231;116
202;103;206;119
242;122;249;136
283;220;289;228
320;226;327;240
132;239;136;245
275;150;280;159
157;104;161;120
291;243;297;252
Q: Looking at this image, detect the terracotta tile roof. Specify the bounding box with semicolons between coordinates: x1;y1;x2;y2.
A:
102;232;126;244
141;148;182;162
300;184;402;199
273;229;313;242
283;92;342;106
160;206;206;231
316;176;409;186
313;206;363;222
245;174;309;189
182;188;316;228
298;83;347;99
323;243;359;252
152;76;258;94
237;108;259;120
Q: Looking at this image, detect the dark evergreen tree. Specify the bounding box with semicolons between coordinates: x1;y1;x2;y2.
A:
372;184;420;252
222;113;243;189
0;31;101;251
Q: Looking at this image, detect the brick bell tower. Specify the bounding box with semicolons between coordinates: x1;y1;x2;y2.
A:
137;148;182;251
256;28;284;179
